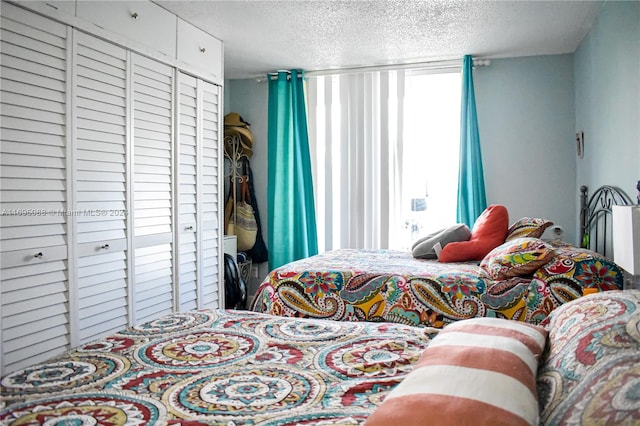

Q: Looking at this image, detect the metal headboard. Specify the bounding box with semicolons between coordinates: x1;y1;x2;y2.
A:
580;185;632;257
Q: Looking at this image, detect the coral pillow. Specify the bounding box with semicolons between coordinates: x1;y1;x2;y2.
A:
439;204;509;262
365;317;547;426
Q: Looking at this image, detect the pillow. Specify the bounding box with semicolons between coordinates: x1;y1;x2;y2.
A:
537;290;640;425
505;217;553;242
411;224;471;259
480;237;556;280
439;204;509;262
365;317;547;426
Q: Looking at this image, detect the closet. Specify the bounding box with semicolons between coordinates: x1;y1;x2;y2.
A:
0;1;224;375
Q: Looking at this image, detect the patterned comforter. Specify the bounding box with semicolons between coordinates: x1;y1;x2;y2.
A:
251;247;624;328
0;310;431;425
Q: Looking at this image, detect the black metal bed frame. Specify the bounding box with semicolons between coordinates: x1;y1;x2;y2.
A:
579;185;633;258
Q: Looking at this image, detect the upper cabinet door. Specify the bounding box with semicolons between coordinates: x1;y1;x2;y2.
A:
177;18;223;81
13;1;77;18
73;31;130;345
0;2;71;374
76;0;177;58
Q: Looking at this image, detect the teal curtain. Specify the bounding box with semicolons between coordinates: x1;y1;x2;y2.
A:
456;55;487;228
267;70;318;269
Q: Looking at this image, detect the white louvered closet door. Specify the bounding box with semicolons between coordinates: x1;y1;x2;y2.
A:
73;31;129;344
132;54;175;324
177;73;199;311
200;81;222;307
176;73;221;310
0;4;71;374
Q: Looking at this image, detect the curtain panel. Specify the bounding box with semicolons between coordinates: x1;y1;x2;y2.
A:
267;70;318;270
456;55;487;228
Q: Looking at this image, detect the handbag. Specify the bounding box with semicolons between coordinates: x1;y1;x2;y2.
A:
225;176;258;251
243;159;268;263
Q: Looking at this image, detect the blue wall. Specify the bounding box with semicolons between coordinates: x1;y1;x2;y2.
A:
474;55;576;243
574;0;639;202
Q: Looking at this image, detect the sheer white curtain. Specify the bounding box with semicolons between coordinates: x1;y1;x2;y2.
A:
306;71;406;251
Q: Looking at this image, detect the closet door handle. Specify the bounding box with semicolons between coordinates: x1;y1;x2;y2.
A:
101;244;110;250
34;252;43;258
185;225;194;231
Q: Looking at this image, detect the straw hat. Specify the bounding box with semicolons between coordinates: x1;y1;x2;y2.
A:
224;112;254;158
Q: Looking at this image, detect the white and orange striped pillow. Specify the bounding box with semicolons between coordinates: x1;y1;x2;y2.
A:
365;317;548;426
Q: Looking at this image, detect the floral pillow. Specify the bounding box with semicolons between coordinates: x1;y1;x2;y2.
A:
505;217;553;242
481;237;556;280
537;290;640;425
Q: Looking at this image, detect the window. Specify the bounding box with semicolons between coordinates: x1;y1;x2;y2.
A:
401;71;461;248
306;69;461;252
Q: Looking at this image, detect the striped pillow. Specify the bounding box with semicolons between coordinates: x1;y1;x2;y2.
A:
365;318;548;426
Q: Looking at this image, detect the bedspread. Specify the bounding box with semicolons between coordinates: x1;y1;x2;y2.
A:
251;247;624;328
0;310;431;425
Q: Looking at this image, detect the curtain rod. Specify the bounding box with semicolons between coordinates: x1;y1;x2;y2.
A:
255;58;491;83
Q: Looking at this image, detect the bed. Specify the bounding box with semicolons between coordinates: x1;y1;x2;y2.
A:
0;309;430;424
252;186;631;328
2;292;637;425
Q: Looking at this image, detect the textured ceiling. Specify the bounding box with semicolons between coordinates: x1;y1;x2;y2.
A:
155;0;603;79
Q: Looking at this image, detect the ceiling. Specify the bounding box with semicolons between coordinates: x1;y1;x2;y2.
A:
155;0;604;80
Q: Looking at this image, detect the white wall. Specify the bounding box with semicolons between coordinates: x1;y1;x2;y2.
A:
474;55;577;243
574;0;640;202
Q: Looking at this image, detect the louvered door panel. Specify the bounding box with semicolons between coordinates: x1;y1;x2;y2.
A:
177;73;198;310
0;3;70;374
200;81;221;307
132;54;174;324
74;31;129;344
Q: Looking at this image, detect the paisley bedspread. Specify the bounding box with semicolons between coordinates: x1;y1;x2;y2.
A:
0;309;431;425
251;247;624;328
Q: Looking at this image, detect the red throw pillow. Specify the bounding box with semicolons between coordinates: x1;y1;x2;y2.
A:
439;205;509;262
